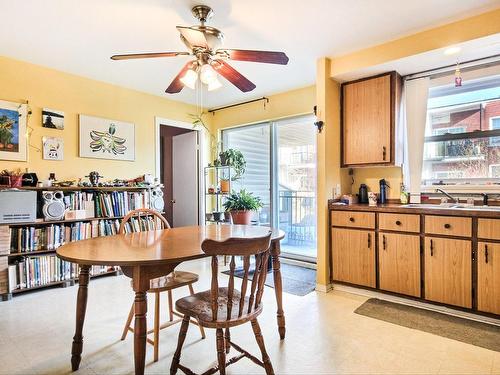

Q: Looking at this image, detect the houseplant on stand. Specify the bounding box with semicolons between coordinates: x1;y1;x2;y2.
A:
223;189;263;225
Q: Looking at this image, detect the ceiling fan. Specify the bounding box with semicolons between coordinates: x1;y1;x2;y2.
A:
110;5;289;94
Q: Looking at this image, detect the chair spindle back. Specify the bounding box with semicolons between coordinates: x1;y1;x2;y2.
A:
118;208;170;234
201;233;272;321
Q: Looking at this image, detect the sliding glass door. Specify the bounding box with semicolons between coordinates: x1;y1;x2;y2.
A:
222;115;317;261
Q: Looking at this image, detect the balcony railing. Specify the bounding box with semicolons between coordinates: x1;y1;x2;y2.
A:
278;191;316;247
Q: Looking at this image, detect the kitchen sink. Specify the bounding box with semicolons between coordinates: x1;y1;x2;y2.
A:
402;204;500;211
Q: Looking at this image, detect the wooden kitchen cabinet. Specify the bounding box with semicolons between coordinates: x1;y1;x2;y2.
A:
341;71;401;166
477;242;500;315
332;228;375;287
378;233;421;297
424;237;472;308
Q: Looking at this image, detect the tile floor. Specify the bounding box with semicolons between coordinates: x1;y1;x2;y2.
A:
0;259;499;375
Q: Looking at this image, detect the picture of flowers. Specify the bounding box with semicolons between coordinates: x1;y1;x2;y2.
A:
0;100;27;161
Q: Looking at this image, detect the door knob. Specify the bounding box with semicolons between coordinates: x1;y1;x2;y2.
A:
170;199;176;204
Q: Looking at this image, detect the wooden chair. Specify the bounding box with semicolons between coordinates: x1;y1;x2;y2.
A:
170;232;274;375
119;208;205;362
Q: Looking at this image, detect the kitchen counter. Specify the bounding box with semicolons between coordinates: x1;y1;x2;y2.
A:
328;201;500;218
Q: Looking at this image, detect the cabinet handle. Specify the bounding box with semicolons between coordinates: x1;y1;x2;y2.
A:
485;245;489;264
444;223;451;229
430;239;434;257
368;233;371;249
395;220;401;226
382;235;387;250
349;217;355;222
382;146;387;161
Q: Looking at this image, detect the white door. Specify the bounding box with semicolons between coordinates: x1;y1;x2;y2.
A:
172;131;198;227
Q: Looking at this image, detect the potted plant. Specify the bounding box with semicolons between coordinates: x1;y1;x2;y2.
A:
223;189;263;225
218;149;246;180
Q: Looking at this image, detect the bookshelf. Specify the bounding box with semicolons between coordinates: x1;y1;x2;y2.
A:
0;185;162;301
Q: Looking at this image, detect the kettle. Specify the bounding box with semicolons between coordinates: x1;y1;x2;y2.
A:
358;184;368;204
379;179;390;204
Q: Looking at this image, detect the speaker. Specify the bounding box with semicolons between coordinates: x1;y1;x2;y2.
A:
42;191;66;221
150;188;164;212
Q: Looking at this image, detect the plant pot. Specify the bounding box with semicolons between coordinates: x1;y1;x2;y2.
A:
220;179;230;193
212;212;223;221
230;210;253;225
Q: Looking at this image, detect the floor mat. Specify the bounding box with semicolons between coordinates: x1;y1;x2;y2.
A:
222;263;316;296
355;298;500;352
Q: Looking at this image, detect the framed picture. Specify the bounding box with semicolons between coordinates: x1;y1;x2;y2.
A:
42;136;64;160
42;108;64;130
0;100;28;161
79;115;135;161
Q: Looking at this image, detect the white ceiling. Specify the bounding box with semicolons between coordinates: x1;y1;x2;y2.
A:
0;0;499;108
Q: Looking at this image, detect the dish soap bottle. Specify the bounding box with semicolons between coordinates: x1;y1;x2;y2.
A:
400;183;409;204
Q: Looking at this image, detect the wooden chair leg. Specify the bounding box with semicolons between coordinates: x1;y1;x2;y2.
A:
121;302;134;340
224;327;230;354
188;284;206;339
153;292;160;362
251;319;274;375
216;328;226;375
167;290;174;322
170;315;190;375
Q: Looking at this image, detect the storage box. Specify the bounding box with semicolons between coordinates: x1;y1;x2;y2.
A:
0;189;37;223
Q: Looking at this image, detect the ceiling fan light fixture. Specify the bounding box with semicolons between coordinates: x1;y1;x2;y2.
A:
180;68;198;89
200;63;217;85
207;76;222;91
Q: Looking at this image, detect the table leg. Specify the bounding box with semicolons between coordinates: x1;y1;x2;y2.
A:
271;241;286;339
133;288;148;375
71;265;90;371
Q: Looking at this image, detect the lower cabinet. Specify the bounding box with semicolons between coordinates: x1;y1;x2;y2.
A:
332;228;375;287
477;242;500;315
378;233;420;297
424;237;472;308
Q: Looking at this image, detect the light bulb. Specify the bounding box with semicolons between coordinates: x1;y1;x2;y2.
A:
207;76;222;91
180;69;198;89
200;64;217;85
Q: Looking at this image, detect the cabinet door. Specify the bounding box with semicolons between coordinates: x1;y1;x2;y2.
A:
424;237;471;308
332;228;375;287
379;233;421;297
343;74;391;165
478;242;500;315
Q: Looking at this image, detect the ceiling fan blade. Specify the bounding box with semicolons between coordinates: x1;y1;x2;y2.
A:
218;49;289;65
165;61;196;94
111;52;189;60
212;60;256;92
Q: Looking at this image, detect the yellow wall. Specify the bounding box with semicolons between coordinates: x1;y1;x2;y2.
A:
211;85;315;130
0;55;204;181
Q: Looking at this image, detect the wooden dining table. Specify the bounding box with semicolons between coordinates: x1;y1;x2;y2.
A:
57;224;286;375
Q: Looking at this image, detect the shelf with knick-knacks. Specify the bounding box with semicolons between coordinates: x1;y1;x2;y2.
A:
204;166;232;224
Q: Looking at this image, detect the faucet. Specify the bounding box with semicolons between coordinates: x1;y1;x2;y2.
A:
481;193;488;206
435;188;459;204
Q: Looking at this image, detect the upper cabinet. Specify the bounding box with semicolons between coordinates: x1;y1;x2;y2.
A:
341;71;402;167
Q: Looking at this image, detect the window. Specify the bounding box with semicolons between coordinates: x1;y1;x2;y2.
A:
491;117;500;146
421;74;500;185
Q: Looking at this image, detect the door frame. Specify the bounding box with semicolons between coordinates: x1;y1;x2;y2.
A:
154;117;205;225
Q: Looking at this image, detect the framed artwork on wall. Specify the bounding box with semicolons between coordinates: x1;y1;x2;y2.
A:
42;108;64;130
79;114;135;161
0;100;28;161
42;136;64;160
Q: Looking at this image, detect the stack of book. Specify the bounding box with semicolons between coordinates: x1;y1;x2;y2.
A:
8;255;78;290
93;191;151;218
9;220;122;253
121;216;161;233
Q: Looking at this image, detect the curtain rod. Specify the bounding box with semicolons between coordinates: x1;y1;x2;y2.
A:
208;97;269;114
404;53;500;81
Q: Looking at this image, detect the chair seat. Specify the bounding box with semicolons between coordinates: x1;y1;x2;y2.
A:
176;287;263;328
129;271;199;293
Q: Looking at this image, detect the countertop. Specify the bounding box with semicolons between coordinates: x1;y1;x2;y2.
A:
328;201;500;218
